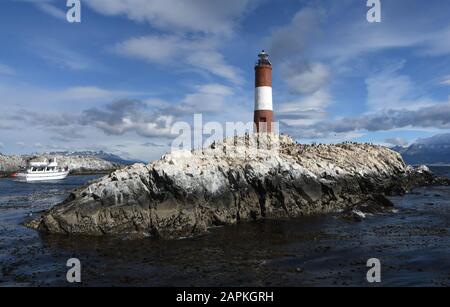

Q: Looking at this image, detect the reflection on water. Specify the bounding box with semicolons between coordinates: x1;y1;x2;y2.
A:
0;170;449;287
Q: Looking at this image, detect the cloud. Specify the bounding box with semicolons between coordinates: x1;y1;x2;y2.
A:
0;64;16;76
265;7;331;126
264;3;448;135
34;1;66;20
170;84;234;115
265;7;329;90
365;61;434;111
18;0;67;20
81;100;175;138
441;76;450;86
385;137;409;147
0;142;4;149
297;102;450;139
114;35;243;84
291;2;450;61
141;142;166;148
100;1;256;84
114;35;180;64
264;2;450;125
415;133;450;145
59;86;132;101
86;0;257;36
0;122;13;130
13;110;78;127
278;90;331;126
282;62;331;95
2;81;237;144
32;39;95;71
267;7;324;61
0;83;141;109
2;108;86;140
185;50;243;85
420;26;450;56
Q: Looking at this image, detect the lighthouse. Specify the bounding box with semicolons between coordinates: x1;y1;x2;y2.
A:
254;50;274;133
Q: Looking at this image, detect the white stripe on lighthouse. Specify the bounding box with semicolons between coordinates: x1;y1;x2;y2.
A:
254;86;273;111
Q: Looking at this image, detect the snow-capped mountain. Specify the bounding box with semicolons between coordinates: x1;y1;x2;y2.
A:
45;150;143;165
393;133;450;165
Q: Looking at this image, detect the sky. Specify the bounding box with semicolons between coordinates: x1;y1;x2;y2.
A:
1;0;450;161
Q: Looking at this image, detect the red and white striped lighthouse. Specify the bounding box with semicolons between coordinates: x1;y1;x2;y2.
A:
254;50;274;133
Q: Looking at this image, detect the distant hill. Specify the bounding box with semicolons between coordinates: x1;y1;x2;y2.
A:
393;133;450;165
46;150;143;165
0;153;119;176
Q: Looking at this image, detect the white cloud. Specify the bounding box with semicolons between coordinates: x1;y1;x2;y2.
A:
30;39;95;71
266;3;450;85
86;0;257;36
283;62;330;95
265;8;331;126
93;1;254;84
0;64;15;76
267;7;324;61
385;137;409;147
420;27;450;56
263;3;450;141
302;101;450;138
114;35;243;84
0;82;142;113
2;81;239;145
114;35;180;64
279;90;331;112
282;6;450;62
195;84;234;96
175;84;234;114
58;86;132;101
35;2;66;20
366;61;435;111
185;50;243;85
277;90;331;127
441;76;450;86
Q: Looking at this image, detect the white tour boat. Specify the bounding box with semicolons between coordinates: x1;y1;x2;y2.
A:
12;159;70;182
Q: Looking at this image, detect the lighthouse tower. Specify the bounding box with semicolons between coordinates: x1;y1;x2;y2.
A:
254;50;274;133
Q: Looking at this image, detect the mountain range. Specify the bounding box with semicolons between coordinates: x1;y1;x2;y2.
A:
45;150;144;165
393;133;450;165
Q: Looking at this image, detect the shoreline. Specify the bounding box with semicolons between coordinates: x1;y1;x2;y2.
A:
0;169;117;179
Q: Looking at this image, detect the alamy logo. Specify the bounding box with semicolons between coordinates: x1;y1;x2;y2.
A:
366;258;381;283
66;258;81;283
66;0;81;23
367;0;381;23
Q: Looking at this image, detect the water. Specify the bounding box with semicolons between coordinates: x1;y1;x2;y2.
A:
0;170;449;287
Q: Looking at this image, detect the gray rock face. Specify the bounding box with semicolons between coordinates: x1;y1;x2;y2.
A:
29;134;447;239
0;154;119;176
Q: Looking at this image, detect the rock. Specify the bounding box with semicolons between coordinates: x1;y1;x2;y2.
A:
28;134;447;239
340;194;395;222
0;153;121;176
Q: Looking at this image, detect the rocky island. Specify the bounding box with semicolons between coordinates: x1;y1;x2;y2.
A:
0;153;122;177
28;134;449;239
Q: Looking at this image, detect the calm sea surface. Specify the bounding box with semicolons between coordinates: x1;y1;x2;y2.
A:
0;168;449;286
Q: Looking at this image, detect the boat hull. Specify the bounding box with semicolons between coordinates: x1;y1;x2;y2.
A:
14;171;70;182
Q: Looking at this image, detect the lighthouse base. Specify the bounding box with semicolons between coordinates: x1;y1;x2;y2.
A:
254;110;274;133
